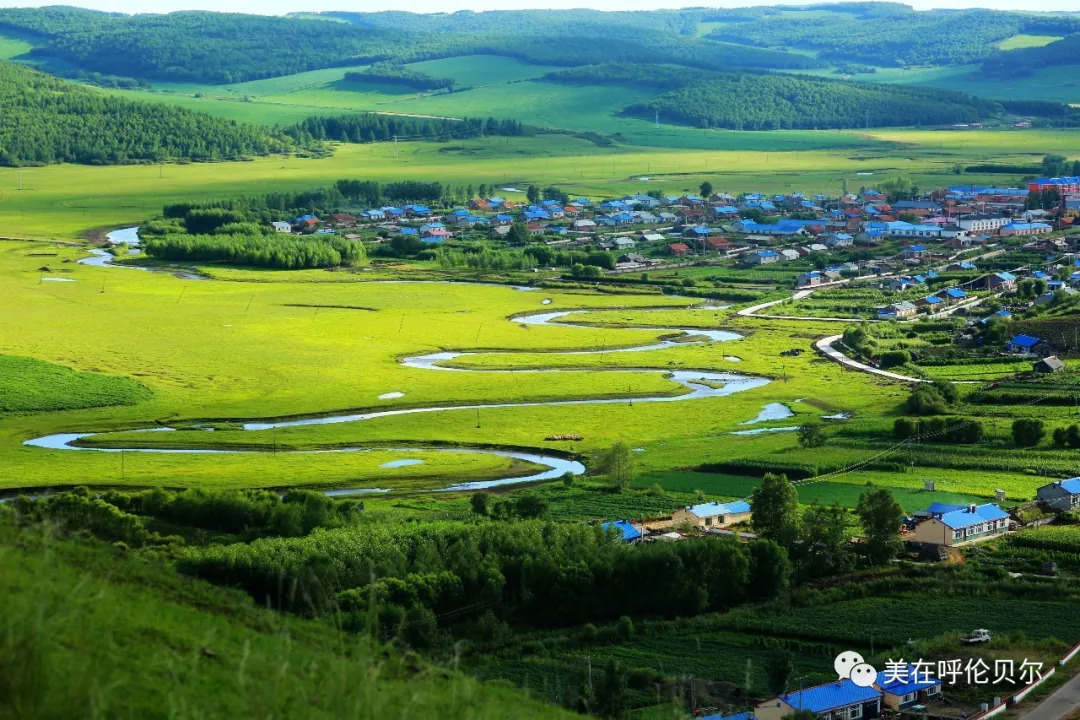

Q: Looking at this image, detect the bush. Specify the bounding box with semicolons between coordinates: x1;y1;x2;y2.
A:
879;350;911;368
1013;419;1046;447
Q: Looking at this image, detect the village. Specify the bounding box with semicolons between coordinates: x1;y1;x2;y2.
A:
600;476;1080;720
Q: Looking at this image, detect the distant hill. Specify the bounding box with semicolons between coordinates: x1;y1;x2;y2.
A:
622;73;1005;130
0;61;300;166
982;33;1080;78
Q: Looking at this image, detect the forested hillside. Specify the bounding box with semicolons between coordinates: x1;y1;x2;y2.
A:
624;73;1001;130
0;8;407;83
0;62;297;165
704;4;1080;67
982;34;1080;78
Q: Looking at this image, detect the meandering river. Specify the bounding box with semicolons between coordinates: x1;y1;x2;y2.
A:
23;234;770;494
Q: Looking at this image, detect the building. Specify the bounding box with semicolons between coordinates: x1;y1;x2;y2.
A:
875;665;942;711
271;221;293;233
1036;478;1080;512
748;250;779;265
1000;221;1052;237
987;271;1017;291
668;242;691;256
1033;355;1065;374
1006;334;1045;355
957;214;1008;233
670;501;751;529
1029;176;1080;195
601;520;643;543
754;680;882;720
912;503;1009;546
937;287;968;304
877;301;917;320
796;271;824;288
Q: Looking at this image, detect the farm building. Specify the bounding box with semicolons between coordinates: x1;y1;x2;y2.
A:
754;680;883;720
1033;356;1065;374
671;501;751;529
987;271;1017;290
912;503;1009;546
1036;478;1080;512
270;221;292;233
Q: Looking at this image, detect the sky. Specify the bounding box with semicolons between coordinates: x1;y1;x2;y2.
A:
0;0;1076;13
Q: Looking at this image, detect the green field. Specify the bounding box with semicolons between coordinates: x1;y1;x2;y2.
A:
995;34;1064;51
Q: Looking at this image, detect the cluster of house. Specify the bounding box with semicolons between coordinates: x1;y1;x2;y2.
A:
264;181;1080;283
708;663;943;720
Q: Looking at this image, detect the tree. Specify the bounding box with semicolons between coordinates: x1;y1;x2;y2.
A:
526;184;541;204
766;650;794;695
594;659;628;719
797;503;853;580
1053;427;1068;447
469;492;489;516
748;539;791;599
796;422;826;448
855;484;904;565
699;180;713;198
906;384;949;415
750;473;800;549
514;494;548;519
1012;419;1046;447
1067;424;1080;449
602;442;634;492
505;221;529;245
1042;154;1068;177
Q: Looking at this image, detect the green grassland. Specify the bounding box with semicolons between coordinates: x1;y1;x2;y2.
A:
995;34;1064;51
2;128;1078;240
0;354;151;413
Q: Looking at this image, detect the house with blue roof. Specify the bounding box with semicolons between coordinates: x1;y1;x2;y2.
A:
980;309;1011;325
823;232;853;248
713;205;740;217
1037;478;1080;512
381;206;404;217
900;242;932;258
403;204;432;216
747;249;780;266
887;223;942;240
701;712;754;720
671;500;751;529
875;664;942;710
914;503;966;519
913;503;1009;546
937;287;968;303
399;227;419;236
987;271;1017;290
755;679;882;720
1001;221;1052;237
915;295;943;309
1006;334;1045;354
362;209;386;221
601;520;643;543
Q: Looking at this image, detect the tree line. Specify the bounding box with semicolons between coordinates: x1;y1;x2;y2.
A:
284;113;526;145
0;61;301;166
142;233;365;269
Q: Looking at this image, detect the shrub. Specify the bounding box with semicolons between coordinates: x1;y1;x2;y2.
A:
1013;419;1046;447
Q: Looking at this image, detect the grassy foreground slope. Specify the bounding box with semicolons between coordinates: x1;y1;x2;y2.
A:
0;519;574;720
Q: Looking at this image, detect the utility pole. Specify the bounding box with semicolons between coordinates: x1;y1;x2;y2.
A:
655;110;659;130
18;171;23;191
393;134;398;159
